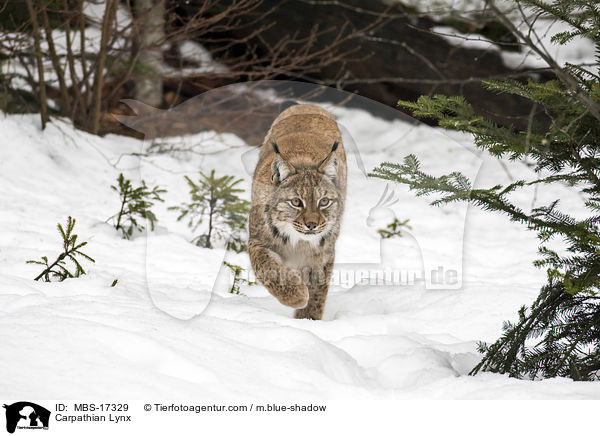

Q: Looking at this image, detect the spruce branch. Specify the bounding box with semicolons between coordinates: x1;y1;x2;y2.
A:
223;261;257;294
377;218;412;239
488;0;600;121
27;216;95;282
375;0;600;379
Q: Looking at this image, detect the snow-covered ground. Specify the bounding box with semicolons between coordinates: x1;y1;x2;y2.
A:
1;101;598;402
433;18;596;70
394;0;596;70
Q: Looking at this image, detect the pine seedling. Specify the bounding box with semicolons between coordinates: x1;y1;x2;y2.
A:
170;170;250;252
27;216;95;282
108;173;166;239
223;261;256;294
377;218;412;239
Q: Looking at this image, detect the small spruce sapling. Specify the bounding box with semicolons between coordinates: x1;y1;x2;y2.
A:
170;170;250;252
377;218;412;239
27;216;95;282
223;261;256;294
108;173;166;239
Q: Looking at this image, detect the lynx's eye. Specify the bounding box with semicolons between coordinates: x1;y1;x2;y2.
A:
318;198;332;209
288;198;304;209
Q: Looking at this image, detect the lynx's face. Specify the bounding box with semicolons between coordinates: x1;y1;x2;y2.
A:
269;170;342;246
263;140;343;247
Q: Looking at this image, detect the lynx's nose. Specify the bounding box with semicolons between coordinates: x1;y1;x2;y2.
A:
305;221;318;231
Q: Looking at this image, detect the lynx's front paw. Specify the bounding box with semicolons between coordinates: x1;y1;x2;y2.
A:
278;282;309;309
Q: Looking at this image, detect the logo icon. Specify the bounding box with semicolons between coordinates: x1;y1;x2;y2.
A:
366;184;399;228
3;402;50;434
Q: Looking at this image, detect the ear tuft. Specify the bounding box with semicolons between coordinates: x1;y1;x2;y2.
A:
271;141;280;154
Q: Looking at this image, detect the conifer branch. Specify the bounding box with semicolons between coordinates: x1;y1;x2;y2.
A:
375;0;600;380
223;261;256;294
27;216;95;282
488;0;600;121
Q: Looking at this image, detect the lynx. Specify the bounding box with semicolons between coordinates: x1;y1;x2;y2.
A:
248;103;347;320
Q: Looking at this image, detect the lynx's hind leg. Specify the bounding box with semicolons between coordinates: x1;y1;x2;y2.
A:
294;285;328;320
294;261;333;320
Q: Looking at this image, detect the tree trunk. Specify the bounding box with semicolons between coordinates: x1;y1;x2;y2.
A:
132;0;165;107
25;0;48;129
90;0;117;134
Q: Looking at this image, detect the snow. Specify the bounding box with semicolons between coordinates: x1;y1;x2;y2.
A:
1;101;598;403
386;0;515;19
162;40;229;77
1;1;133;95
395;0;597;70
500;18;597;69
433;19;597;70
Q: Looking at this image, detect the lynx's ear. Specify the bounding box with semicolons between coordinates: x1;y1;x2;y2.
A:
318;141;339;181
271;141;296;184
